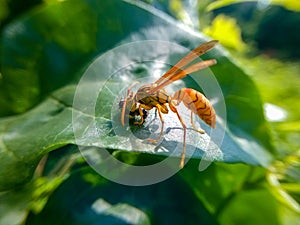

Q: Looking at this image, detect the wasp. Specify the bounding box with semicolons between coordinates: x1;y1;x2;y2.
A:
120;40;218;168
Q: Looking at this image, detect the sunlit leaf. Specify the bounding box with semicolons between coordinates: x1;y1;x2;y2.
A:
207;0;300;12
203;14;246;51
272;0;300;11
236;53;300;154
206;0;254;11
0;54;272;191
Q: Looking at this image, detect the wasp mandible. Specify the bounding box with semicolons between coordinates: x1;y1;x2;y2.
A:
120;40;218;168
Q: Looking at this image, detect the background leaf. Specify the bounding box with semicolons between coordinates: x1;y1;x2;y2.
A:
24;165;218;225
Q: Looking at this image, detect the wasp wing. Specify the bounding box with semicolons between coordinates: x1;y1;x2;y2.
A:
153;40;218;87
149;59;217;94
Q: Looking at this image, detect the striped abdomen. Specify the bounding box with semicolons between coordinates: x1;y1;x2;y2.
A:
172;88;216;128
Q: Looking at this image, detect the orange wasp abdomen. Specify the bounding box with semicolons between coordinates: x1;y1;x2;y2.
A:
173;88;216;128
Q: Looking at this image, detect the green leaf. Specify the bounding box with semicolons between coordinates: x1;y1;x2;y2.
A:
0;0;171;116
219;189;280;225
0;61;270;190
0;0;9;24
24;166;217;225
0;168;66;225
0;92;74;190
0;0;96;115
180;160;282;225
0;0;273;191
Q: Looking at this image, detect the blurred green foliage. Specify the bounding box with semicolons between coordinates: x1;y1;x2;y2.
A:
0;0;299;225
207;0;300;12
203;14;246;51
206;1;300;59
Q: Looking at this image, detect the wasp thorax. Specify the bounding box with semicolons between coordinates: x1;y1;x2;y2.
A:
134;84;155;102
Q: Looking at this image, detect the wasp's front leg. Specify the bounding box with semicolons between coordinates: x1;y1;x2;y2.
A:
133;104;152;125
134;105;146;125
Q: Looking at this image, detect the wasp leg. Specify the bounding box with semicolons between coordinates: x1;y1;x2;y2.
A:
148;104;165;144
121;82;140;126
169;103;187;169
121;97;129;126
191;112;205;134
134;105;145;125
